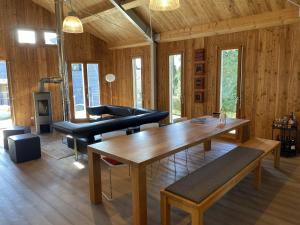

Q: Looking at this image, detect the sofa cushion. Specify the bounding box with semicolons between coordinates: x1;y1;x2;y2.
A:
106;105;133;117
86;105;109;116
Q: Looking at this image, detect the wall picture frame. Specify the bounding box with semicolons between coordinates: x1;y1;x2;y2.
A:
194;91;205;103
194;77;205;90
195;63;205;75
194;49;205;62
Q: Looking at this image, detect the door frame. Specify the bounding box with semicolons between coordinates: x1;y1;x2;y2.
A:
168;52;185;123
131;55;144;108
68;61;102;122
216;45;244;119
0;58;15;126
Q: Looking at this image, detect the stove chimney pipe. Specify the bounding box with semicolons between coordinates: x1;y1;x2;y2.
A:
55;0;70;121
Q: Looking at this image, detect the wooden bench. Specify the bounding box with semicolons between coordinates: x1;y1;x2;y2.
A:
160;138;280;225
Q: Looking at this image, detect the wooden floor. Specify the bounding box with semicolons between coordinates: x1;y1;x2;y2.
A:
0;133;300;225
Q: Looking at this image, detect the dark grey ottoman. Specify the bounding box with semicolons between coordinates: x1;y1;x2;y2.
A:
2;126;26;150
8;133;41;163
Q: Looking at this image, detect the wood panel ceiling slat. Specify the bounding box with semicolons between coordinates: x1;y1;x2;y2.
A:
32;0;290;47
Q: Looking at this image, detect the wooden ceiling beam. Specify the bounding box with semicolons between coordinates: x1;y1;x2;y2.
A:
158;8;300;42
108;41;149;49
81;0;146;24
108;0;153;41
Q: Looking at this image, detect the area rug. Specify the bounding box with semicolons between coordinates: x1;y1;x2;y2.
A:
42;139;74;160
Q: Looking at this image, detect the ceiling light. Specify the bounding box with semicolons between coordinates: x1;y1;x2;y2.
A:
149;0;180;11
63;11;83;33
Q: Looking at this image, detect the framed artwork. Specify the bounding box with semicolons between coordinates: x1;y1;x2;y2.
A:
194;77;205;90
195;63;205;75
194;91;205;103
194;49;205;61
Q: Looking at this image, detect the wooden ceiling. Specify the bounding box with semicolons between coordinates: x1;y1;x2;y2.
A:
32;0;299;48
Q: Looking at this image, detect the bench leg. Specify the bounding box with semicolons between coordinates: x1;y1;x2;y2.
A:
191;210;203;225
254;162;262;190
161;192;170;225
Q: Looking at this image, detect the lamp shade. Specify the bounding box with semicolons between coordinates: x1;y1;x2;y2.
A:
105;74;116;83
63;14;83;33
149;0;180;11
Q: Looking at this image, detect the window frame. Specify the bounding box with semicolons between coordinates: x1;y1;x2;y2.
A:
216;45;244;139
0;58;14;124
132;56;143;109
168;52;184;123
43;31;58;46
16;29;37;45
68;61;102;122
216;45;244;118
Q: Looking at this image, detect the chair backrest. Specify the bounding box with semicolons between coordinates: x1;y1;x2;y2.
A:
140;123;159;131
173;117;188;123
101;130;127;140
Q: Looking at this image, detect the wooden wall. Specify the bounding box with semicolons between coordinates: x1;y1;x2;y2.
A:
157;23;300;139
103;46;152;108
2;0;299;142
0;0;108;126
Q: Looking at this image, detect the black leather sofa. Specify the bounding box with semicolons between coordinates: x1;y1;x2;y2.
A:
53;105;168;138
53;105;168;159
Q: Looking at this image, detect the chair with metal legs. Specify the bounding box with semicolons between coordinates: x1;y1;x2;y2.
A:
171;117;201;178
100;130;129;200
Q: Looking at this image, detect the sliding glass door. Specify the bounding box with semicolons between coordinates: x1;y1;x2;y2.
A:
70;62;101;121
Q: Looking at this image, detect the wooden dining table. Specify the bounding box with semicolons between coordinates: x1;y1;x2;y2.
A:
87;117;251;225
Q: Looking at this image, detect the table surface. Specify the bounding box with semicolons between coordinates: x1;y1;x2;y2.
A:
88;117;250;166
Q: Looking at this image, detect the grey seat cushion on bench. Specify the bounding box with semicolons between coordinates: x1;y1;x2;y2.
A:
166;146;263;204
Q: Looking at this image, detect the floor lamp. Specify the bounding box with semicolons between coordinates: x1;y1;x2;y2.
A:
105;74;116;105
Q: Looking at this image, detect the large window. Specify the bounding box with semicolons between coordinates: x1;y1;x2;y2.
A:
87;64;100;107
132;57;143;108
70;62;101;120
17;29;36;44
219;48;241;119
0;60;12;128
169;54;183;123
71;63;86;119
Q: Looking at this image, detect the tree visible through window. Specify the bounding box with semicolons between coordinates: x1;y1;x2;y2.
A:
169;54;182;122
220;49;239;118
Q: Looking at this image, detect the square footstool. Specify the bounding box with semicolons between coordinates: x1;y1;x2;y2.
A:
8;133;41;163
2;126;26;150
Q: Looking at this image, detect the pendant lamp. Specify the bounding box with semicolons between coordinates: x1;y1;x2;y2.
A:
149;0;180;11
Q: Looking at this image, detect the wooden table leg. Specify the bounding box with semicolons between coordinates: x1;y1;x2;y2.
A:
88;147;102;204
274;145;280;169
131;165;147;225
239;123;250;143
204;140;211;151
